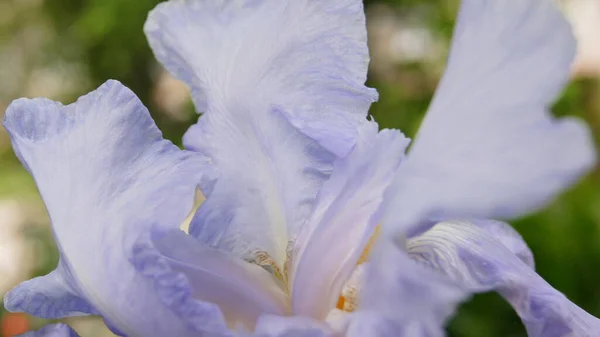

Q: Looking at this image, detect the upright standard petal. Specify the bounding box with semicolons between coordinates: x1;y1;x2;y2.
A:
408;220;600;336
145;0;377;269
382;0;596;234
145;0;376;145
289;121;409;319
17;324;80;337
3;80;221;337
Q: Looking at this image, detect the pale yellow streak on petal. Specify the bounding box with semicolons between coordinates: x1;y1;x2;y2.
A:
357;225;381;265
335;227;380;312
180;187;206;234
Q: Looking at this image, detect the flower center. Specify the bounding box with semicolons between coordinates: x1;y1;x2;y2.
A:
335;225;381;312
234;224;382;317
184;189;383;316
243;248;287;284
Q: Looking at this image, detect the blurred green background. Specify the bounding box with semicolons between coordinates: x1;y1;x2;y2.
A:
0;0;599;336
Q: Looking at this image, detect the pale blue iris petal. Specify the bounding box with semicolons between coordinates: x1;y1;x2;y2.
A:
3;80;217;337
408;220;600;336
354;235;467;337
145;0;376;265
346;312;443;337
145;0;376;124
131;229;289;334
254;315;333;337
4;265;99;318
186;109;334;266
382;0;596;234
290;120;410;319
17;324;80;337
475;219;535;269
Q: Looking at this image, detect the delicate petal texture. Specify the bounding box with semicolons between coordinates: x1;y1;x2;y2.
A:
145;0;376;267
132;229;289;333
253;315;333;337
145;0;377;150
346;313;401;337
476;219;535;269
290;121;409;319
17;324;80;337
408;220;600;336
3;265;98;318
186;109;333;267
324;309;352;335
346;312;439;337
354;235;467;337
3;80;217;337
382;0;596;234
339;264;365;313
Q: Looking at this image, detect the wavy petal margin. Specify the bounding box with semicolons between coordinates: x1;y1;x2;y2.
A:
3;80;217;336
408;220;600;337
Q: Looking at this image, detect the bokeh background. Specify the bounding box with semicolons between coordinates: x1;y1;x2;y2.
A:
0;0;599;336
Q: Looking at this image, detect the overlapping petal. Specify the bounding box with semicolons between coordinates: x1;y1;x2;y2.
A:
131;229;289;333
5;0;598;337
351;234;467;337
17;324;80;337
145;0;376;268
253;315;334;337
2;264;99;319
3;80;218;337
382;0;596;235
290;120;409;319
408;220;600;336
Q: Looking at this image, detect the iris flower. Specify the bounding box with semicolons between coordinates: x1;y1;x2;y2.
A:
4;0;600;336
